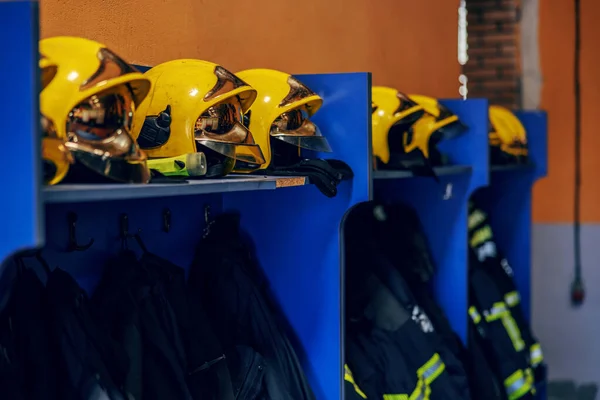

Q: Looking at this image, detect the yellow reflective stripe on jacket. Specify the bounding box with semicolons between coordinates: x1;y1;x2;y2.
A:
468;209;486;229
470;225;493;248
383;379;427;400
484;302;508;322
382;353;444;400
344;364;367;399
504;369;533;400
500;313;526;352
415;379;430;400
383;394;408;400
484;302;526;352
469;306;482;324
530;343;544;366
418;353;446;385
525;368;536;394
505;291;521;307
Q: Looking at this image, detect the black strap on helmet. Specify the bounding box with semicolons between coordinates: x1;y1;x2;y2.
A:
137;105;172;149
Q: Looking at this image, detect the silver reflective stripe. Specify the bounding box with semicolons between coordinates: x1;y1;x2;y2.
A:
506;376;527;396
422;357;443;380
489;303;507;316
411;384;426;400
531;346;543;364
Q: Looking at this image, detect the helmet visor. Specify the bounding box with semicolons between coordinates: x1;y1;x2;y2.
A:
270;108;332;153
67;86;135;141
65;85;151;183
194;99;266;165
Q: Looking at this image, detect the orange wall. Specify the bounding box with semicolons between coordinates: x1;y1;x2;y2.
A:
40;0;461;98
534;0;600;223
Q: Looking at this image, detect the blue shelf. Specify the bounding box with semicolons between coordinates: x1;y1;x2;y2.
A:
42;175;308;204
373;165;472;180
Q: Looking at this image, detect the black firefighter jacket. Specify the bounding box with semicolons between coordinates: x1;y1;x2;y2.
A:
188;212;315;400
345;201;471;400
92;251;193;400
346;272;464;400
46;268;129;400
0;262;56;400
468;201;545;384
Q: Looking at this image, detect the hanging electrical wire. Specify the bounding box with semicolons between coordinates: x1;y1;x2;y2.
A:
571;0;584;306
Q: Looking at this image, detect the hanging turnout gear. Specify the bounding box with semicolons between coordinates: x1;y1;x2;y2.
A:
346;274;433;400
189;212;316;400
40;36;152;184
488;105;529;165
467;200;546;385
366;201;502;399
0;256;57;400
131;59;266;178
92;250;196;400
233;68;353;198
466;321;507;400
467;200;541;400
345;201;470;400
140;252;236;400
46;267;130;400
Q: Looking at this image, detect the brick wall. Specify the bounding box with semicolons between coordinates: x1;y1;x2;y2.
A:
464;0;522;109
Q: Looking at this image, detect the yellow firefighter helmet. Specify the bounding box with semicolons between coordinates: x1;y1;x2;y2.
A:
39;36;152;183
371;86;425;165
131;59;265;178
489;105;528;164
233;68;332;172
406;94;468;160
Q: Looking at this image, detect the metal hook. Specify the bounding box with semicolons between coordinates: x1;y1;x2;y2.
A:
203;204;214;238
163;208;171;233
204;205;211;224
119;214;147;253
67;212;94;252
119;214;130;250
